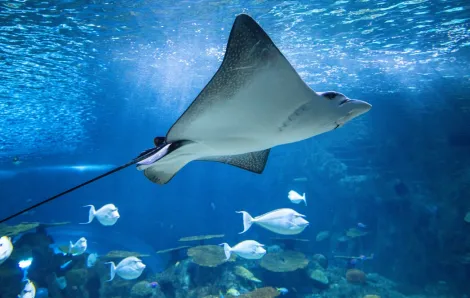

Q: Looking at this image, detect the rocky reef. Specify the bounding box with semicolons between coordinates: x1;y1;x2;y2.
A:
0;223;462;298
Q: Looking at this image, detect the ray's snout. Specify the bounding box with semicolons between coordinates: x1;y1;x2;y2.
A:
348;99;372;116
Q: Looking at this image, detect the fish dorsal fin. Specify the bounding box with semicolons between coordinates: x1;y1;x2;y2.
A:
166;13;305;143
198;149;270;174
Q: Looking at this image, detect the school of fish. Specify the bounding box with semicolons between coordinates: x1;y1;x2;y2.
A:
0;189;309;297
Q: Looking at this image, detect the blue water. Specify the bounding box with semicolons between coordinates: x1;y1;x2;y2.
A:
1;0;470;297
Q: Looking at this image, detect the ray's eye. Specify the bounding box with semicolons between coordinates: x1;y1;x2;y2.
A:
323;91;337;99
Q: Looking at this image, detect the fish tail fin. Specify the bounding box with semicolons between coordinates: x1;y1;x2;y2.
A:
220;243;232;260
303;193;307;206
80;205;96;224
236;211;254;234
68;241;73;254
105;262;116;281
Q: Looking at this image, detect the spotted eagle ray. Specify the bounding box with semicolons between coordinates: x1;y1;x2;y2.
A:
1;14;371;223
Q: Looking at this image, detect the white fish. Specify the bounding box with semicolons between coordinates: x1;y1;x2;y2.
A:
60;260;72;270
236;208;309;235
0;236;13;265
68;237;87;256
220;240;266;260
87;253;98;268
288;190;307;206
80;204;120;226
106;256;146;281
18;279;36;298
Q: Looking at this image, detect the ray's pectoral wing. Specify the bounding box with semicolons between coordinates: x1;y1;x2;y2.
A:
198;149;270;174
166;14;314;144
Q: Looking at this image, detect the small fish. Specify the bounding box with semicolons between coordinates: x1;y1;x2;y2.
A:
219;290;224;298
35;288;48;298
69;237;87;256
105;256;146;281
55;276;67;290
147;281;159;289
87;253;98;268
18;279;36;298
277;287;289;295
337;235;350;242
60;260;72;270
226;288;240;296
236;208;309;235
316;230;330;242
357;222;367;228
358;253;374;261
12;156;23;166
18;258;33;269
0;236;13;265
12;232;25;243
293;177;308;182
220;240;266;260
80;204;120;226
288;190;307;206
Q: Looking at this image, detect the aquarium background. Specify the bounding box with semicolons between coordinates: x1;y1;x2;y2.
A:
1;0;470;297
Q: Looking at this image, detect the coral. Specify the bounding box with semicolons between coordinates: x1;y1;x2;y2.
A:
65;268;88;287
260;250;308;272
308;269;329;289
346;269;367;284
178;234;224;242
266;245;282;253
100;278;134;298
102;250;150;259
187;245;235;267
0;222;39;236
270;238;309;250
239;287;280;298
156;246;191;268
156;246;191;254
130;281;153;298
234;266;261;283
0;222;69;237
313;254;328;269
